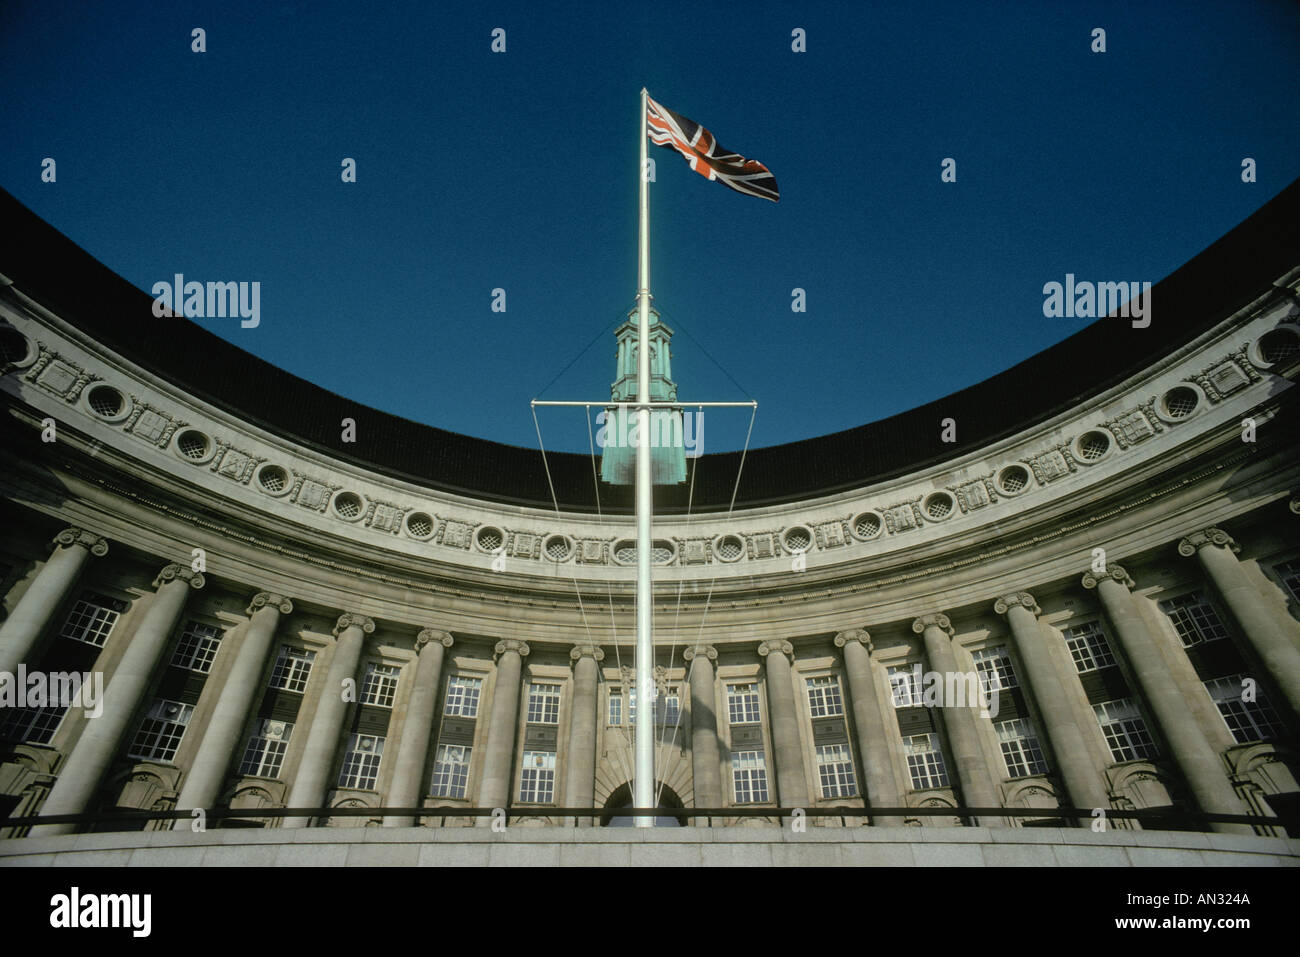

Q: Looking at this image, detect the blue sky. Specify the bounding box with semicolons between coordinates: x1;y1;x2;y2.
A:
2;1;1299;455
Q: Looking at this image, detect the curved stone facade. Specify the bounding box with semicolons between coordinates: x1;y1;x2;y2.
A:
1;191;1299;851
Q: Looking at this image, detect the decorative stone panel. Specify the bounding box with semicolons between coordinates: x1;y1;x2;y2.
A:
1022;443;1077;485
367;501;406;534
124;399;186;448
814;519;850;549
439;519;474;549
676;538;712;565
948;475;997;513
574;539;609;564
747;532;780;560
1102;405;1160;450
508;531;542;560
210;442;265;484
882;499;922;534
291;473;340;512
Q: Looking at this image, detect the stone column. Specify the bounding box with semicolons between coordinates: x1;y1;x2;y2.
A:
757;639;809;808
1179;528;1300;720
34;564;203;835
0;528;109;676
383;629;452;827
912;614;1001;823
283;613;373;827
994;592;1111;815
564;644;603;825
176;593;293;814
477;639;529;814
834;629;902;816
1083;565;1250;833
684;645;722;820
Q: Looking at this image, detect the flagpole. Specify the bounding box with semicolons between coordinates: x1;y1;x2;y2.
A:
634;86;655;827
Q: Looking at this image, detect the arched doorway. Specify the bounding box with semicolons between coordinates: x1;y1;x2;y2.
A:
600;782;687;827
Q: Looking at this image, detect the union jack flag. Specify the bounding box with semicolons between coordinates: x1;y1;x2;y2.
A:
646;96;779;203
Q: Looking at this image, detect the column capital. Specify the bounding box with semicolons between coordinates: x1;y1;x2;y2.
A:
494;638;530;660
833;629;873;652
247;592;293;616
154;563;204;590
993;592;1040;617
911;613;953;637
1178;527;1240;557
757;639;793;660
53;527;109;557
570;644;605;662
1290;497;1300;516
1081;564;1134;591
416;629;454;650
333;613;376;637
683;644;717;662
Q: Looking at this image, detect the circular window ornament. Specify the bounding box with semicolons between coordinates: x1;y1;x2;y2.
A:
923;492;956;521
405;512;435;540
613;539;676;566
543;534;573;562
84;384;129;422
1156;385;1201;423
255;463;291;497
714;533;745;563
475;526;505;553
1073;430;1113;464
0;327;32;367
1252;326;1300;368
782;526;813;554
850;511;884;541
332;491;365;522
172;428;215;464
996;465;1031;496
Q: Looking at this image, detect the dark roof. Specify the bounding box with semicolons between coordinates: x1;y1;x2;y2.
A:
3;182;1299;513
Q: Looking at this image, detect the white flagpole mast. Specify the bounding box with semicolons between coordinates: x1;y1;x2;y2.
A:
634;86;655;827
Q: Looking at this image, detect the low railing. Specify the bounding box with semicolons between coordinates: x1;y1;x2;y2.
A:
2;804;1291;835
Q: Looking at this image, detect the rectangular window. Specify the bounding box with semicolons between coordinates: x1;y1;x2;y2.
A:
127;699;194;762
268;645;315;693
1063;622;1116;673
171;620;223;673
887;664;923;708
902;733;949;789
806;675;845;717
996;718;1049;778
337;733;385;790
971;647;1019;695
727;683;761;725
238;719;293;778
655;688;681;726
60;592;125;647
1274;560;1300;604
518;750;556;803
527;683;562;724
815;743;858;798
430;744;472;798
1204;675;1284;744
443;675;482;718
0;704;67;745
731;750;769;803
360;663;400;707
1159;592;1229;647
1094;698;1158;762
607;686;623;726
